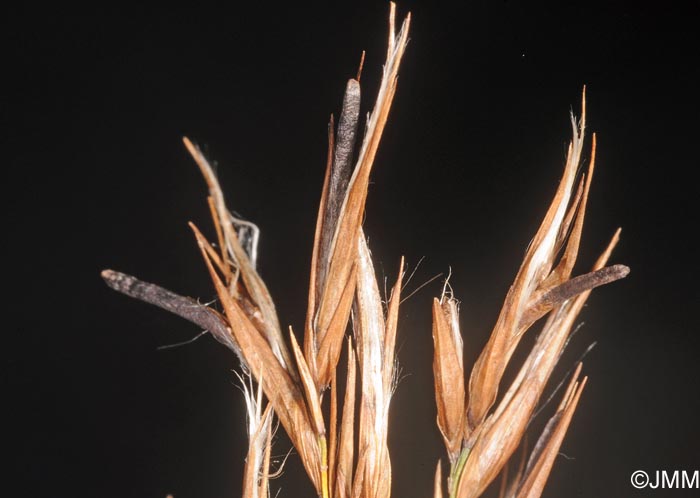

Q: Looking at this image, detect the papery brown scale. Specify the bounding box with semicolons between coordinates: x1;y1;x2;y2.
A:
303;115;332;381
289;327;326;436
515;374;587;498
542;134;598;292
329;368;338;494
432;297;465;461
336;340;357;498
353;234;395;498
316;265;358;387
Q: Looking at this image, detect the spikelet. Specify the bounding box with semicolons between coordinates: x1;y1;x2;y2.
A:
432;92;629;498
101;6;628;498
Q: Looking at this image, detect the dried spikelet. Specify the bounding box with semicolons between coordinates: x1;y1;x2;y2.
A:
100;5;627;498
465;100;588;433
432;295;465;463
182;12;410;495
192;223;324;490
458;231;624;497
511;364;587;498
352;234;404;498
183;137;298;380
102;5;412;497
464;93;626;432
432;92;629;498
308;4;411;389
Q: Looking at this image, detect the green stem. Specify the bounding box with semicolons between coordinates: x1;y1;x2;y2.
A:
449;448;470;498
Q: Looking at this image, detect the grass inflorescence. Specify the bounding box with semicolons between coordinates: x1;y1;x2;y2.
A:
102;4;628;497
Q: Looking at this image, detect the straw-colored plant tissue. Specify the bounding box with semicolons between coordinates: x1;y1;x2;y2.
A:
102;4;627;497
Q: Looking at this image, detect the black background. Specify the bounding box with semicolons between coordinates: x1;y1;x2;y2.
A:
5;2;699;497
